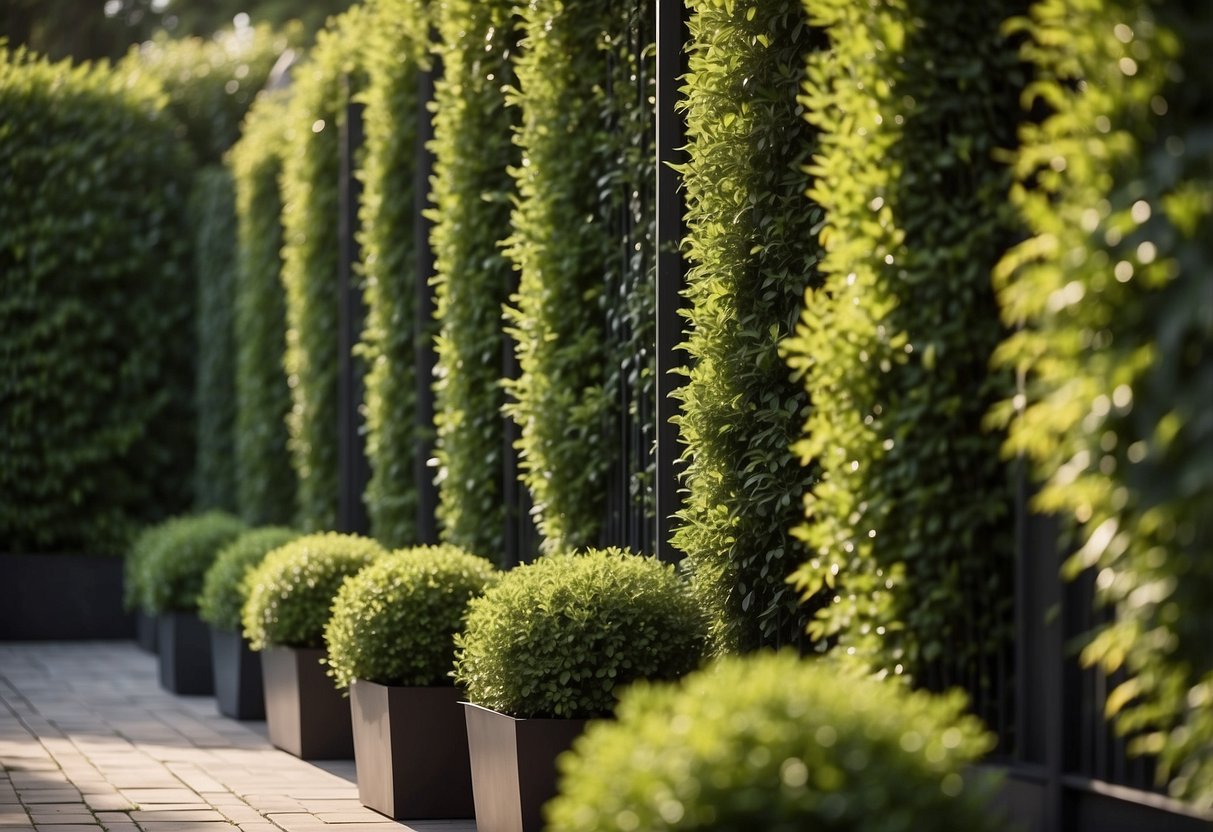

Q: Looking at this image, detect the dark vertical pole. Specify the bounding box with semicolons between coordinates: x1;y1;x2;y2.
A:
414;57;440;545
654;0;689;564
337;90;370;536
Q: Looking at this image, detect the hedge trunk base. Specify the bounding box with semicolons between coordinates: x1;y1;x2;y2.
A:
462;703;587;832
262;646;353;759
0;553;134;640
211;627;265;720
350;681;473;820
157;612;214;695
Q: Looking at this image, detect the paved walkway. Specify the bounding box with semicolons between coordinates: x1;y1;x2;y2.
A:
0;643;474;832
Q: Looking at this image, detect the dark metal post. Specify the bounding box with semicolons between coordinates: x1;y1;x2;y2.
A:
414;57;440;544
654;0;690;564
337;93;370;536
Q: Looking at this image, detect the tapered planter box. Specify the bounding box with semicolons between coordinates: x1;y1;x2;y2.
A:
0;553;134;640
211;627;265;720
262;645;353;759
135;612;159;653
158;612;214;695
462;703;587;832
350;681;474;819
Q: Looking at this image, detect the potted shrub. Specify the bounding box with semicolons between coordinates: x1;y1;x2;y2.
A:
453;547;707;832
124;521;178;654
242;532;386;759
198;526;300;719
545;651;1003;831
134;512;248;694
324;545;499;819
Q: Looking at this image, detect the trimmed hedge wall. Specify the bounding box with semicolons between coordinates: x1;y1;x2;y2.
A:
229;91;297;527
785;0;1023;686
428;0;519;558
356;0;429;548
672;0;823;654
0;48;194;555
994;0;1212;805
279;7;367;532
190;165;239;513
503;0;655;555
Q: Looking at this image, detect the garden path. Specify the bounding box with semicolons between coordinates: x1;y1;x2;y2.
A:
0;643;474;832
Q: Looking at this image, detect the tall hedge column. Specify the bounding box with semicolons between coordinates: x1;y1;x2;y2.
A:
672;0;824;654
787;0;1023;700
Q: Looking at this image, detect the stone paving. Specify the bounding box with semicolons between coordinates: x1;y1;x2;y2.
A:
0;643;474;832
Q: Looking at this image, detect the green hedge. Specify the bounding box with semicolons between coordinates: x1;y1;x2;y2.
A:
190;165;239;513
993;0;1212;805
356;0;429;548
279;7;367;531
503;0;655;554
120;23;299;164
672;0;823;654
784;0;1023;683
229;90;298;527
428;0;518;558
0;48;194;555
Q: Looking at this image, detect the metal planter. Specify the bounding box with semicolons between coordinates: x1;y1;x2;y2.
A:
462;702;587;832
350;680;473;820
261;645;353;759
210;626;265;720
157;611;214;695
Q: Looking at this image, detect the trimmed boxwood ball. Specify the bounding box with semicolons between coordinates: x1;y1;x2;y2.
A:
453;548;707;719
324;545;499;690
546;652;1001;832
124;520;178;614
242;532;386;651
198;527;301;631
137;512;249;615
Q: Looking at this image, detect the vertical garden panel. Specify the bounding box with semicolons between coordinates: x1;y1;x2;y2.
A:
673;0;823;654
230;91;297;528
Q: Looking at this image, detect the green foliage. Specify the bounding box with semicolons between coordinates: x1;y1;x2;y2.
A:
189;165;239;513
242;532;386;650
785;0;1023;684
133;512;248;614
454;548;707;719
119;22;299;163
427;0;519;557
279;7;367;531
324;545;499;689
229;90;298;527
992;0;1213;806
198;526;300;631
502;0;655;554
672;0;823;654
125;520;178;613
356;0;428;548
0;48;195;556
546;652;1000;832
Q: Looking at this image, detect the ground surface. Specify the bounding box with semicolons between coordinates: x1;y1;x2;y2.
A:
0;642;474;832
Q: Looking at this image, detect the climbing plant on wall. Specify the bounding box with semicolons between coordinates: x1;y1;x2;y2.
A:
356;0;428;548
993;0;1213;806
428;0;518;560
673;0;823;654
229;90;297;527
786;0;1024;699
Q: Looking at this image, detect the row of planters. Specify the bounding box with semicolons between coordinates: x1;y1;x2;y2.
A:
125;514;1001;831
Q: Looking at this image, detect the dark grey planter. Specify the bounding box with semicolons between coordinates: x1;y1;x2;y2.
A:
210;627;265;720
135;612;159;653
262;645;353;759
157;611;214;695
462;702;587;832
0;553;134;640
350;681;473;820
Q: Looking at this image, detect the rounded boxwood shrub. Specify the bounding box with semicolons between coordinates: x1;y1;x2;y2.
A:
124;520;178;614
137;512;249;614
546;652;1000;832
198;526;300;632
242;532;386;651
453;548;707;719
324;545;499;690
